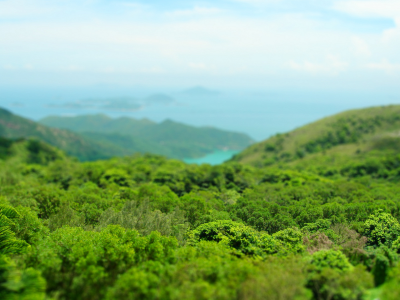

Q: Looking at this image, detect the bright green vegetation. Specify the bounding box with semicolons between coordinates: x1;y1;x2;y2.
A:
232;105;400;168
2;105;400;299
40;114;254;159
0;108;116;161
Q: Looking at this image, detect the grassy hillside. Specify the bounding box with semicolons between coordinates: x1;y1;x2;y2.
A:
0;108;123;161
0;136;66;164
40;114;254;158
232;105;400;167
40;114;154;134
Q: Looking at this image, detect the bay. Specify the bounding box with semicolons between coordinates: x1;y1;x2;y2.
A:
183;150;239;165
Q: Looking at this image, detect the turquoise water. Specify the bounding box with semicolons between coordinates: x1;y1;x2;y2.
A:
183;150;239;165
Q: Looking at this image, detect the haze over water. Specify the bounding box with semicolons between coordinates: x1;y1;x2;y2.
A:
2;85;399;142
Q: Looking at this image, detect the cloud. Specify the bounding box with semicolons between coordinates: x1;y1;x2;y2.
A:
333;0;400;19
166;6;222;17
287;55;348;74
230;0;282;5
188;62;209;70
0;0;399;89
0;0;55;18
352;37;371;58
366;60;400;72
3;65;17;70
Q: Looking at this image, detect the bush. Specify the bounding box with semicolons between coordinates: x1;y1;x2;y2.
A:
188;221;303;257
363;210;400;248
308;249;352;275
307;250;373;300
12;206;49;245
0;204;29;255
97;200;189;243
364;246;398;286
0;254;46;300
238;257;311;300
187;220;266;256
26;225;178;300
381;263;400;300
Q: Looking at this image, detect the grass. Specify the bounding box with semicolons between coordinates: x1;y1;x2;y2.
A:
233;104;400;167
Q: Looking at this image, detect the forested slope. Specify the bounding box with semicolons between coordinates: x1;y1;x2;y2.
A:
232;105;400;168
0;108;253;160
2;105;400;299
0;108;130;161
40;114;254;158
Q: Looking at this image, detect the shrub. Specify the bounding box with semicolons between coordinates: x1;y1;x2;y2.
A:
12;206;49;245
0;254;46;300
238;257;311;300
188;221;303;257
26;225;178;300
0;204;29;255
380;263;400;300
307;250;373;300
137;183;180;213
363;210;400;248
308;249;352;275
97;200;189;243
331;224;367;264
187;220;265;256
364;246;398;286
272;228;305;254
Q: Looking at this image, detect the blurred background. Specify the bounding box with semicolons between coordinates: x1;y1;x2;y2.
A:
1;0;400;162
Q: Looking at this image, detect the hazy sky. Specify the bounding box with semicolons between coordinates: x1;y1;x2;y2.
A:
1;0;400;90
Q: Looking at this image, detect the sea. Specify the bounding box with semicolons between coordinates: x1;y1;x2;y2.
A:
1;85;399;165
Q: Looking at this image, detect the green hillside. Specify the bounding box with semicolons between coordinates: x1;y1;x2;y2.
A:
40;114;254;158
232;105;400;168
3;105;400;299
0;136;66;164
0;108;253;161
0;108;121;161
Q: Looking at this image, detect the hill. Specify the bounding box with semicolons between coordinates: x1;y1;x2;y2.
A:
232;105;400;168
0;136;66;164
0;108;124;161
40;114;254;158
3;106;400;299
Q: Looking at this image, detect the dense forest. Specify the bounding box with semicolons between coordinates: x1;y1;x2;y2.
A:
1;105;400;299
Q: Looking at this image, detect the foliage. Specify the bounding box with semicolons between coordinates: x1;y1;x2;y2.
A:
307;250;373;300
363;210;400;248
0;254;46;300
0;205;29;255
97;200;189;242
3;105;400;299
380;263;400;300
26;225;178;300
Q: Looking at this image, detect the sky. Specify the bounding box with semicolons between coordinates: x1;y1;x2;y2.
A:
1;0;400;90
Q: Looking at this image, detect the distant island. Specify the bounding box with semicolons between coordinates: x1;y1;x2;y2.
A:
180;86;220;96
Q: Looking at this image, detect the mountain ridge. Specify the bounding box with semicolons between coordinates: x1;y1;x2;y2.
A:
232;104;400;167
39;114;254;159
